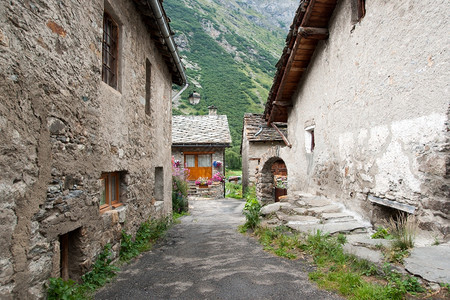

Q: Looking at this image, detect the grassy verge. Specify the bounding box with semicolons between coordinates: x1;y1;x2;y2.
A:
248;226;433;299
226;182;243;199
47;216;175;299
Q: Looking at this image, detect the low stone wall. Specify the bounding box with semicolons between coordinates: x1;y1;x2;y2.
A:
195;182;224;199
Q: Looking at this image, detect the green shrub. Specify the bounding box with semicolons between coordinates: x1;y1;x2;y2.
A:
120;218;169;262
82;244;119;291
242;197;261;230
47;277;84;300
371;226;393;240
225;182;243;199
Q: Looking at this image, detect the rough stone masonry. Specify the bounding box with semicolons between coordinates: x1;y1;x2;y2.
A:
0;0;177;298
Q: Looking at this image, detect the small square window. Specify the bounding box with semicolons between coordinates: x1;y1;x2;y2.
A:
100;171;122;212
102;12;119;89
305;126;315;153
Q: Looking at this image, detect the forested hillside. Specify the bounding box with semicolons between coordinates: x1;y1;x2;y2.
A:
165;0;297;168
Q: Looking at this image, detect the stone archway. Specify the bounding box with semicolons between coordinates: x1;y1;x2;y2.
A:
255;146;288;204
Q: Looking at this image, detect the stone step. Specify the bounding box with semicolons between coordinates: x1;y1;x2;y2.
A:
287;220;370;235
307;204;343;215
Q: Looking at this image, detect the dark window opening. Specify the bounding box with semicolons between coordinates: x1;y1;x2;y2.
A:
311;129;315;152
60;228;83;282
154;167;164;202
145;59;152;115
102;12;119;89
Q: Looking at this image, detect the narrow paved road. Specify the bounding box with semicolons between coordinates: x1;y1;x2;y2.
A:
96;199;342;299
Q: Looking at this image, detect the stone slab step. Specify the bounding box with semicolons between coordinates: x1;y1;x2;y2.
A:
404;244;450;283
343;244;383;264
307;204;342;215
346;234;393;249
322;212;354;220
287;221;369;235
302;197;334;207
260;202;293;215
285;215;320;225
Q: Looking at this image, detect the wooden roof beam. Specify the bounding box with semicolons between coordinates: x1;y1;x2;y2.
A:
298;27;329;40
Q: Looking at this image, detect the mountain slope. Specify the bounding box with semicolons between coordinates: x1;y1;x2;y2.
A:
165;0;297;167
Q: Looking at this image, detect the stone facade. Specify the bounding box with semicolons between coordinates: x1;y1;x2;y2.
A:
259;0;449;239
172;147;226;197
0;0;183;298
241;114;286;193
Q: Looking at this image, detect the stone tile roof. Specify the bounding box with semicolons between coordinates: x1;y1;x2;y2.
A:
243;113;287;142
172;115;232;145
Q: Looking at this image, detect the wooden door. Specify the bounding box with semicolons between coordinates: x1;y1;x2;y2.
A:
185;153;212;181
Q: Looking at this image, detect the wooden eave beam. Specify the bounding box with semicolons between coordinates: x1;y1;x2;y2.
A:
271;123;292;148
298;27;329;40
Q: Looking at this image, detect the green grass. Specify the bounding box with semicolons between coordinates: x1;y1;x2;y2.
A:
226;182;243;199
247;227;428;299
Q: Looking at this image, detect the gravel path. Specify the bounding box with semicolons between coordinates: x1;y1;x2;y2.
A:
95;198;342;300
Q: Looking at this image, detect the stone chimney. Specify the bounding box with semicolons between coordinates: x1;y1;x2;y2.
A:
208;105;217;116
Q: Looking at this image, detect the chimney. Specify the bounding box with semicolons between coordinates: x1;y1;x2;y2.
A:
208;105;217;116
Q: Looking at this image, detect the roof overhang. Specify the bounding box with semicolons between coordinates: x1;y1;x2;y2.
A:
264;0;337;124
132;0;187;86
172;143;231;148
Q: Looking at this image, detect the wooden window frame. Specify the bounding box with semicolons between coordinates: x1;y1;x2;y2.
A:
352;0;366;23
102;12;119;89
100;172;122;212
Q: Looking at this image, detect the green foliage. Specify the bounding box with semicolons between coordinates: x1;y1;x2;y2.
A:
120;218;170;262
242;197;261;230
387;214;417;250
225;148;242;170
172;158;189;213
47;278;85;300
172;176;189;213
173;211;189;224
249;227;427;299
165;0;287;148
47;244;119;299
226;182;243;199
82;244;119;291
371;226;393;240
253;226;300;260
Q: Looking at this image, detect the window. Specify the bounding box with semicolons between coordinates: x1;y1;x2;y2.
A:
305;126;315;153
100;172;122;211
198;154;211;167
185;155;195;167
145;59;152;115
102;12;119;89
351;0;366;23
154;167;164;202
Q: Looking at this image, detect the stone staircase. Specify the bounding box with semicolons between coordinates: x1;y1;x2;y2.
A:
187;181;197;196
260;192;372;234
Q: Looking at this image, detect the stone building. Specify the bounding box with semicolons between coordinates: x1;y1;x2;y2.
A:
0;0;187;298
172;106;231;198
241;113;287;193
257;0;449;239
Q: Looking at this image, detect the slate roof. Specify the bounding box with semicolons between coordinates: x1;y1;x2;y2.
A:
243;113;287;142
172;115;232;146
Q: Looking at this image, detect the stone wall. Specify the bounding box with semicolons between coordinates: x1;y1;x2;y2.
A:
0;0;173;298
241;137;284;192
172;147;226;197
275;0;449;237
